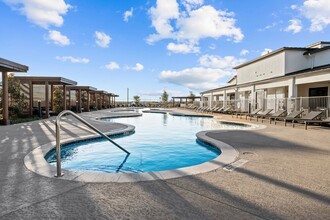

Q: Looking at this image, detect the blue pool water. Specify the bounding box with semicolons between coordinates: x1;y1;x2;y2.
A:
46;111;251;173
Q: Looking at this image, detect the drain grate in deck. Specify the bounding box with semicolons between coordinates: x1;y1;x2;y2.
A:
223;159;249;172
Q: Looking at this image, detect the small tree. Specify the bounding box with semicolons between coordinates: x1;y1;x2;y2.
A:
53;86;64;114
189;91;195;98
133;95;140;106
189;91;196;104
8;75;27;118
161;90;168;107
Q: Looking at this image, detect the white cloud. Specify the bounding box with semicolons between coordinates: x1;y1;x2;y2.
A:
124;8;133;22
128;63;144;71
48;30;70;46
56;56;89;63
147;1;243;51
258;22;277;32
3;0;71;29
95;31;111;48
285;19;303;34
159;67;231;90
105;62;120;70
182;0;204;11
167;42;200;54
148;0;179;43
291;5;298;10
240;49;249;56
199;54;245;70
261;48;273;56
176;6;243;42
297;0;330;32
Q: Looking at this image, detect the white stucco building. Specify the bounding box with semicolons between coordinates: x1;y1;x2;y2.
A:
200;41;330;114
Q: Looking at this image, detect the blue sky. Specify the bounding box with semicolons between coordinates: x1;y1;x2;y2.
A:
1;0;329;100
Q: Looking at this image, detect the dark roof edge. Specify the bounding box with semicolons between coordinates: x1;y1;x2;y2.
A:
201;64;330;94
0;58;29;72
303;45;330;55
233;47;309;70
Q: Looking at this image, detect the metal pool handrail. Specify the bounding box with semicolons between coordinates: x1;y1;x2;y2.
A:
55;110;130;177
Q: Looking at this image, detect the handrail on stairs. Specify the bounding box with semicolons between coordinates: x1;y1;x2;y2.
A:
55;110;130;177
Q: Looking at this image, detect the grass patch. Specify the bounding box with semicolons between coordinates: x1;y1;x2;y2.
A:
10;116;41;125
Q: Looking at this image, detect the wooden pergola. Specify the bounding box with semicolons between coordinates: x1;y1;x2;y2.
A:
67;86;97;112
1;58;29;125
14;76;77;118
109;93;118;107
171;96;201;107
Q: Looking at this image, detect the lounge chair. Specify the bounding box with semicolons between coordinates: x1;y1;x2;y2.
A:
194;106;204;112
263;109;287;123
290;111;324;128
199;106;209;112
222;107;233;114
297;117;330;130
232;109;248;118
252;109;273;121
203;106;213;112
244;108;263;120
213;106;224;113
207;106;219;113
270;110;303;125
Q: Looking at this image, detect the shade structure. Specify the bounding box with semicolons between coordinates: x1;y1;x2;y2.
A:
14;76;77;118
0;58;29;125
67;86;97;112
171;96;201;107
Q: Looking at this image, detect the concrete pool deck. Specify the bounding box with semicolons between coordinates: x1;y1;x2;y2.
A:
0;108;329;219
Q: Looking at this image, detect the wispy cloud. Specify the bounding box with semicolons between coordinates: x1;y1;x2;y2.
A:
285;19;303;34
56;56;89;63
3;0;71;29
240;49;249;56
95;31;111;48
292;0;330;32
124;8;133;22
167;42;200;54
105;61;120;70
47;30;70;46
128;63;144;71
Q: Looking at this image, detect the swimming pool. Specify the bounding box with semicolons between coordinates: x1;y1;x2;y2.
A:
45;111;252;173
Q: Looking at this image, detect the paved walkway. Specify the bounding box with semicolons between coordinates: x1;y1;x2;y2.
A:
0;109;329;219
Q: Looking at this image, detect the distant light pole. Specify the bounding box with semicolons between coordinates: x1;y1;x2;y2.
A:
127;88;129;107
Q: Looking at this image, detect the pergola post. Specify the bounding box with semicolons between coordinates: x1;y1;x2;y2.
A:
45;81;49;118
50;84;54;111
114;96;116;107
63;85;67;110
87;91;90;111
108;95;111;108
78;89;82;113
29;81;33;116
93;92;99;110
68;89;71;110
1;71;9;125
101;94;104;109
172;98;175;107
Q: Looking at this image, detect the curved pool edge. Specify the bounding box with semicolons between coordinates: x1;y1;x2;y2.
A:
169;112;214;118
24;123;239;183
95;112;143;121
